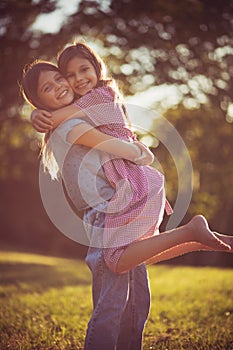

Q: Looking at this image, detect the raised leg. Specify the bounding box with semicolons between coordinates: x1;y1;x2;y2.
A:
146;231;233;265
116;215;231;273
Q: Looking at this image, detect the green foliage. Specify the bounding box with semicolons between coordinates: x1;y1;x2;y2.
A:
0;0;57;118
0;0;233;255
0;117;39;182
155;105;233;231
0;251;233;349
1;0;233;119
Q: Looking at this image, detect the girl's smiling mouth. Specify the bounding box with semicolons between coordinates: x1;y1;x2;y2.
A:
57;89;69;99
76;81;89;90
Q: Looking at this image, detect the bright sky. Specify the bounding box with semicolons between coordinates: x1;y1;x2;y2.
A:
31;0;81;33
31;0;111;33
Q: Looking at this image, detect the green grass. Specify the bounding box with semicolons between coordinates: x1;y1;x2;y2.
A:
0;251;232;350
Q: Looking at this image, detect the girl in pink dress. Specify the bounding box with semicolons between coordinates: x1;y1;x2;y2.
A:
31;42;232;275
71;83;173;273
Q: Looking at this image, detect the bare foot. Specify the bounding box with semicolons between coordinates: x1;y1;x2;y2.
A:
188;215;231;251
214;232;233;252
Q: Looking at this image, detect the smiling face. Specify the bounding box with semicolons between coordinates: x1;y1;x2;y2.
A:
65;57;98;96
37;70;74;110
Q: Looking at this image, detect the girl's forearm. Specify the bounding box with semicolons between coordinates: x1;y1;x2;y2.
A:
68;124;141;162
93;138;142;162
51;105;86;128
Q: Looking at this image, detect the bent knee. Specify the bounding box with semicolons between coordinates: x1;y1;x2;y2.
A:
103;247;127;274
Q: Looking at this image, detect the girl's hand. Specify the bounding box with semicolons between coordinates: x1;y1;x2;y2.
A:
133;141;154;166
31;109;53;133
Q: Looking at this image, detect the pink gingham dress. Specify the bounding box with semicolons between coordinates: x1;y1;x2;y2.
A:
74;86;172;272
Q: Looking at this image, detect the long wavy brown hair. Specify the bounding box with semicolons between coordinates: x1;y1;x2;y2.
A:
21;61;61;179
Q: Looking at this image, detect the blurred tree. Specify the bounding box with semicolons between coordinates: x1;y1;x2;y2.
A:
64;0;233;115
155;104;233;233
0;0;58;119
0;0;232;120
0;116;87;258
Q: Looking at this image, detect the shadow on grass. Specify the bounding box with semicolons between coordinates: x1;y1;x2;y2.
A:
0;261;90;293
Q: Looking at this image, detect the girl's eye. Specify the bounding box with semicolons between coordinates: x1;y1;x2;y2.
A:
43;85;51;93
66;74;74;79
56;77;65;84
81;67;88;73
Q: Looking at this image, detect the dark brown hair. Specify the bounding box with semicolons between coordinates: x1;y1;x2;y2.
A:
58;41;130;124
21;60;60;110
58;42;106;82
21;60;61;179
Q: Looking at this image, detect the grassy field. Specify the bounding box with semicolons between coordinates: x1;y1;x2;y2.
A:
0;250;232;350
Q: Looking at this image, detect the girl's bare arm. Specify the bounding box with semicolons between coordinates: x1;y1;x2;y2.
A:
51;105;86;128
68;123;154;165
31;105;85;132
31;107;154;164
31;109;53;133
